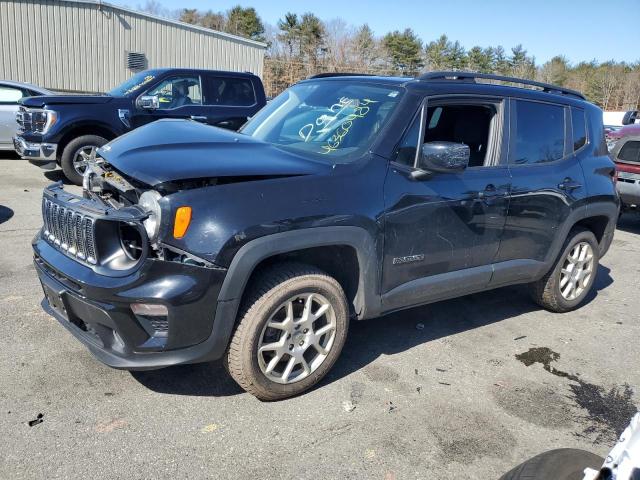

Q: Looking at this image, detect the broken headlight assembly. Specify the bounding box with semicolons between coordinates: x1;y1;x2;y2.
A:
138;190;162;243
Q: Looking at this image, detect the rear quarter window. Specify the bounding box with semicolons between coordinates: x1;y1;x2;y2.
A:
571;107;587;151
511;100;565;165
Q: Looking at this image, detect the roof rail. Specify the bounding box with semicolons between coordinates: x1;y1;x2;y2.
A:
308;72;377;79
418;71;586;100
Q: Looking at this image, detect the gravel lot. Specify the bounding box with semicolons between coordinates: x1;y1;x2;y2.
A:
1;152;638;479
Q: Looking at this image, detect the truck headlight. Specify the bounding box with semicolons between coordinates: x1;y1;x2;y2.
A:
139;190;162;242
31;109;58;134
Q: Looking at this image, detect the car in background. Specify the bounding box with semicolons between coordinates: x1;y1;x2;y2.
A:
606;110;640;151
13;68;267;185
612;135;640;213
0;80;51;151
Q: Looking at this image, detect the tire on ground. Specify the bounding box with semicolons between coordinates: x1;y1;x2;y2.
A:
60;135;107;185
226;262;349;401
499;448;604;480
530;227;600;313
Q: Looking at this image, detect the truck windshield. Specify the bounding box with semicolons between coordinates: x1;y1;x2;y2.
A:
108;70;163;97
241;81;403;162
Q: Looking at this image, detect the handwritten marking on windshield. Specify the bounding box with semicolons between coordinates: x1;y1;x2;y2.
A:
320;98;377;154
124;75;155;95
296;97;378;154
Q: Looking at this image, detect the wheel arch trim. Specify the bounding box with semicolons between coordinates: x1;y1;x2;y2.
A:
546;201;618;267
206;226;381;361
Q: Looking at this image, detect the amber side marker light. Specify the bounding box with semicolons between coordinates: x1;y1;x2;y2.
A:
173;206;192;239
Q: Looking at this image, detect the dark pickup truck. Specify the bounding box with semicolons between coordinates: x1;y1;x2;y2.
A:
14;68;266;184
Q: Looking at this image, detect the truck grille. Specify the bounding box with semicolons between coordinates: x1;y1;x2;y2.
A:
16;107;32;133
42;198;97;265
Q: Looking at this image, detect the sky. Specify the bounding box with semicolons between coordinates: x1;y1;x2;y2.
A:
116;0;640;64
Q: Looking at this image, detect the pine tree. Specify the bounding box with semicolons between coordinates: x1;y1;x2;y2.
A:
383;28;424;74
226;6;265;42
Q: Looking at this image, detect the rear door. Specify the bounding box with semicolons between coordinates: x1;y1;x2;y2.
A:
130;74;207;129
493;98;587;282
201;74;260;130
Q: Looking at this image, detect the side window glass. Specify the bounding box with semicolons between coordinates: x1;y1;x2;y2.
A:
147;76;202;109
572;107;587;151
394;108;422;166
618;141;640;163
0;86;24;104
205;77;256;106
512;100;565;164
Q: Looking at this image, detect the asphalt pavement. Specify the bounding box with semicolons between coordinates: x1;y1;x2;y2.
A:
1;152;638;479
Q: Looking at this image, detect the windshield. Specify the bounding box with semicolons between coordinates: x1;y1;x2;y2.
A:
108;70;163;97
241;81;403;162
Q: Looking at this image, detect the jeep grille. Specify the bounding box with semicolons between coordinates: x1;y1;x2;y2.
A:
42;198;97;265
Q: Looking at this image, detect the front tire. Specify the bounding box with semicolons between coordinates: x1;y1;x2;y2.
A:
530;227;599;313
226;263;349;401
60;135;107;185
499;448;603;480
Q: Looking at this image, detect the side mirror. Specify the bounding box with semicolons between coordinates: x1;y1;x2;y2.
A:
621;110;638;125
138;95;159;110
414;141;470;176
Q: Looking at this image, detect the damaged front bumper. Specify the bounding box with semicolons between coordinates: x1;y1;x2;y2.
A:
34;238;228;369
33;183;232;370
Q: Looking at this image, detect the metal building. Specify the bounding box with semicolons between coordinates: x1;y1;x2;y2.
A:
0;0;267;93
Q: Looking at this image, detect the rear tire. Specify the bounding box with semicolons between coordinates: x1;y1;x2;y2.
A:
530;228;599;313
499;448;603;480
60;135;107;185
226;263;349;401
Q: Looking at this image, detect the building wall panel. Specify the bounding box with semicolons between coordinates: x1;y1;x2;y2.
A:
0;0;266;92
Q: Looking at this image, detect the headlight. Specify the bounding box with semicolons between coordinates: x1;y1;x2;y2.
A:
139;190;162;242
22;109;58;134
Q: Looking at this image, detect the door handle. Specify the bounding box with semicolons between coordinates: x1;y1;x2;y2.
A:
190;115;208;122
558;177;582;191
476;184;500;199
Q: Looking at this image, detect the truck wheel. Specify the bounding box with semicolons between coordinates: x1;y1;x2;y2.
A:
499;448;603;480
226;263;349;401
60;135;107;185
530;227;599;313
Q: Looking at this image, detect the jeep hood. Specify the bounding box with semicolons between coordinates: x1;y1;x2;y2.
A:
20;94;113;107
97;119;330;186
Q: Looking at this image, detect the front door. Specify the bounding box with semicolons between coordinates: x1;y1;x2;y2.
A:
382;97;511;310
130;74;209;129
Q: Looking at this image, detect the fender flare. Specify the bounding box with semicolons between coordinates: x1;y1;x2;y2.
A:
543;201;618;268
205;226;381;361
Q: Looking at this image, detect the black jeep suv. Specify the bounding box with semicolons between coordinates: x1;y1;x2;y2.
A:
33;72;618;400
14;68;266;185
